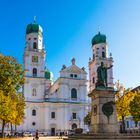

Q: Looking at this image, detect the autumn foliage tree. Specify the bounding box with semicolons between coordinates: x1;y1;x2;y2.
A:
115;81;135;132
0;54;25;137
130;89;140;124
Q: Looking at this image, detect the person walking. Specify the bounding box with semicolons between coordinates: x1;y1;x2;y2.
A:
35;130;39;140
59;132;62;139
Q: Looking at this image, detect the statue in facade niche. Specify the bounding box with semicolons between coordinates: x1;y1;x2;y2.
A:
96;62;113;87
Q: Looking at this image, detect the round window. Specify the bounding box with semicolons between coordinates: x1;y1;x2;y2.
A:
32;122;36;126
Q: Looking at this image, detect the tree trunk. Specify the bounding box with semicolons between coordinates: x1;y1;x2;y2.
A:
10;123;13;136
1;120;6;138
122;116;126;133
15;125;17;133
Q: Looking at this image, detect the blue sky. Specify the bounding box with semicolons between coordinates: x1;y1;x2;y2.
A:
0;0;140;88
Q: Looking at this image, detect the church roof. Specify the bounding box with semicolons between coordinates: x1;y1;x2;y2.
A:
91;32;106;45
131;85;140;92
26;19;43;35
45;69;53;81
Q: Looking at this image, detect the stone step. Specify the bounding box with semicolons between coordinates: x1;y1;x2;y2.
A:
64;134;140;140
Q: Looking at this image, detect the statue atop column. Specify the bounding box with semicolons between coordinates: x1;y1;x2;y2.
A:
96;62;113;87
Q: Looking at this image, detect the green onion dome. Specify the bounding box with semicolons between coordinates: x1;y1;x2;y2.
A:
91;32;106;45
26;21;43;35
45;69;53;81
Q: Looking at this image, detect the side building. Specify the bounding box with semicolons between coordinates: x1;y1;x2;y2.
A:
18;20;89;135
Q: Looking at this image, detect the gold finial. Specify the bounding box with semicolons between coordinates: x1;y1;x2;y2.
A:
34;16;36;23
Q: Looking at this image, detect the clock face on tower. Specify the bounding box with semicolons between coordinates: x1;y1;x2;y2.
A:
32;56;38;62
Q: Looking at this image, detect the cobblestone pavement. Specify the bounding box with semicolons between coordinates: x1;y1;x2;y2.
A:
0;136;67;140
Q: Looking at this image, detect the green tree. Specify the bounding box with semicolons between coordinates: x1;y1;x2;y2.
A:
130;90;140;124
0;54;24;137
84;111;92;126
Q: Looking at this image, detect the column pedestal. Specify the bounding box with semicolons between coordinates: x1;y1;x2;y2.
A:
88;87;119;133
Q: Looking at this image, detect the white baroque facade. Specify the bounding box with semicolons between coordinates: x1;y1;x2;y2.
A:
17;21;89;135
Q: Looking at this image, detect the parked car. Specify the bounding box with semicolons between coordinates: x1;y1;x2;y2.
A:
39;132;47;136
23;131;33;137
67;130;75;136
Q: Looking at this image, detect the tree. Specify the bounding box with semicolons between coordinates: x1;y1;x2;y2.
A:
0;91;17;137
13;92;25;131
115;81;135;132
130;90;140;124
0;54;24;94
0;54;24;137
84;111;92;126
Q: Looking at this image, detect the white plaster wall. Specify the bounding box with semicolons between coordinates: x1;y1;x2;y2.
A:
24;77;45;100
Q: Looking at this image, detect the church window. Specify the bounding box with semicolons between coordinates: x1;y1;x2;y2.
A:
74;74;77;78
97;48;99;50
32;109;36;116
102;52;105;58
33;68;37;77
32;56;38;62
28;38;31;40
72;123;77;129
32;122;36;126
51;112;55;119
34;38;37;40
70;74;73;78
102;47;105;49
71;88;77;100
126;121;129;128
92;77;95;83
72;113;76;119
33;42;37;49
32;88;37;96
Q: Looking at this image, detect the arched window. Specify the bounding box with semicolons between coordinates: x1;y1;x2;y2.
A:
102;52;105;58
72;123;77;129
33;68;37;77
71;88;77;100
32;88;37;96
92;77;95;84
33;42;37;49
32;109;36;116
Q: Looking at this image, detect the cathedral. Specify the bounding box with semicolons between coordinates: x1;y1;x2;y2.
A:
17;20;113;135
18;20;89;135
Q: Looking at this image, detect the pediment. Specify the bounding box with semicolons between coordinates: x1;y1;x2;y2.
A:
61;65;86;74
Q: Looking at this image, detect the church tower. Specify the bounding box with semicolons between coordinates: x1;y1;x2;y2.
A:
23;19;46;100
23;19;51;131
89;32;113;92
